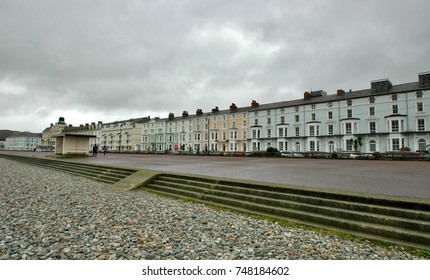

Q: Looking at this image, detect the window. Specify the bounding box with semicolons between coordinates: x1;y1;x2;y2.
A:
418;119;425;131
347;99;352;106
311;104;316;110
280;116;285;124
328;124;333;135
345;123;352;134
418;139;427;151
417;91;423;98
242;119;247;127
369;140;377;152
295;115;299;122
328;141;335;152
294;106;299;112
417;102;423;112
328;102;332;107
392;94;398;101
267;110;271;115
279;128;284;137
369;96;375;103
267;129;271;138
267;118;271;125
392;105;398;114
310;141;315;151
369;107;375;116
295;142;301;152
392;139;400;151
279;142;284;151
328;111;333;119
230;131;237;140
311;113;316;121
254;119;258;126
391;120;399;132
309;126;315;136
347;109;352;118
346;139;353;151
295;127;300;137
369;122;376;134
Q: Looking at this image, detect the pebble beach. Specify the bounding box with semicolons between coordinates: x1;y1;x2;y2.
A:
0;158;425;260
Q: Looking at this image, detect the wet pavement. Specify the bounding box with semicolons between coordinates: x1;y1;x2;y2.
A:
2;151;430;199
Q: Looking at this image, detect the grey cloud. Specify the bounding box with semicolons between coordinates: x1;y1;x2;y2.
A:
1;0;430;132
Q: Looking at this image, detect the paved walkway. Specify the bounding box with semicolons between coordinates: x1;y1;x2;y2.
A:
2;151;430;199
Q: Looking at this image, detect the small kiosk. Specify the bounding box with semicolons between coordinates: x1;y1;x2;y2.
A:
53;133;96;156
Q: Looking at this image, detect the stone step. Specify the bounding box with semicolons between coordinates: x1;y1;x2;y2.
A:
146;174;430;250
150;179;430;232
160;174;430;211
0;154;136;184
156;175;430;221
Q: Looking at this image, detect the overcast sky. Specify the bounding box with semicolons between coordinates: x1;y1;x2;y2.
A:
1;0;429;132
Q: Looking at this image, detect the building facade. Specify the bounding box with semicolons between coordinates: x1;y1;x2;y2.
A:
37;71;430;155
139;71;429;154
4;132;42;151
249;72;430;153
141;104;251;154
101;117;150;152
42;117;68;147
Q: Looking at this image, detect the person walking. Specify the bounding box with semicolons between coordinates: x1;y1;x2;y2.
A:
102;145;107;156
92;144;98;156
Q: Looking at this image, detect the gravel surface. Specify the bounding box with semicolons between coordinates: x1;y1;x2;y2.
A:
0;158;424;260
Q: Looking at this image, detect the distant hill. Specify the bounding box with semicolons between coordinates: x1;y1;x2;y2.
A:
0;130;19;140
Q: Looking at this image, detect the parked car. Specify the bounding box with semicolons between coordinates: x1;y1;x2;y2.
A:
306;152;331;158
281;151;304;158
390;152;424;160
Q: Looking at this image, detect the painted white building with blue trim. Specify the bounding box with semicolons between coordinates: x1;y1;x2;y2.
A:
249;72;430;153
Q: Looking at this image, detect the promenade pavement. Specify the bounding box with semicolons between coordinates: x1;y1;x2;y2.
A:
2;151;429;200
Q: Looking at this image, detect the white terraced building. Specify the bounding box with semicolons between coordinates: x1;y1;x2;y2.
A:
4;132;42;151
137;71;430;154
249;72;430;153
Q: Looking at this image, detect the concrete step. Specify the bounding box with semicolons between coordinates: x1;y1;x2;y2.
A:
0;154;136;184
156;175;430;221
146;173;430;250
150;178;430;232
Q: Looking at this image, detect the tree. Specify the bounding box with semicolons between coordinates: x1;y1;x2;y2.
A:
353;137;363;152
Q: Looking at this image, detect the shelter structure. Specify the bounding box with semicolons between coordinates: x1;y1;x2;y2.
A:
53;133;96;156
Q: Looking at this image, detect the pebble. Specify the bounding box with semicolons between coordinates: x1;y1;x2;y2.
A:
0;158;425;260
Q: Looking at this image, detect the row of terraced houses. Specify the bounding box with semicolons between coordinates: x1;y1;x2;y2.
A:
41;71;430;154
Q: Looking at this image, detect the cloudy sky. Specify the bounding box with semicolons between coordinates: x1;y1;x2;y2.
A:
1;0;429;132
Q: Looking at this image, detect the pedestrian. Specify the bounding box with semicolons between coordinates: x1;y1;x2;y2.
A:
102;145;107;156
92;144;98;156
